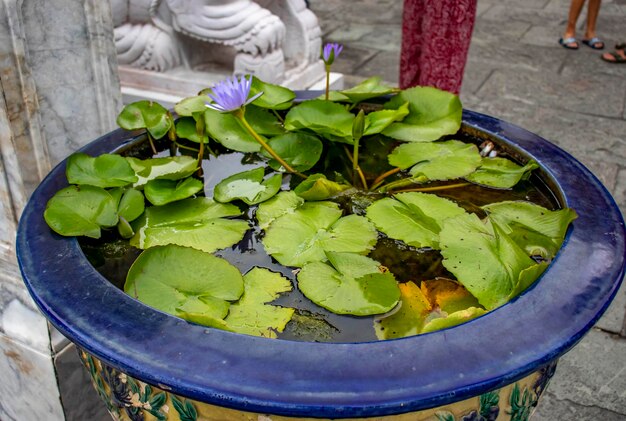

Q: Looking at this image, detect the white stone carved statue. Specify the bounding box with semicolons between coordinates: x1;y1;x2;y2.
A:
111;0;322;84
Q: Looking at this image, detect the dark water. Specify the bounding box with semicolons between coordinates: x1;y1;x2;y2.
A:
79;132;559;343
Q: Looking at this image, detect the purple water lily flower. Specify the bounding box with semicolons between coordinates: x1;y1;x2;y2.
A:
205;75;263;113
321;43;343;65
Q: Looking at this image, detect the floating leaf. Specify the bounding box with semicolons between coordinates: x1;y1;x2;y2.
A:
213;167;282;205
174;95;208;117
336;77;396;104
125;245;243;324
374;281;431;339
224;268;295;338
322;91;350;102
483;201;577;259
284;100;354;143
262;133;323;172
298;252;400;316
249;76;296;110
420;278;480;314
364;103;410;136
255;191;304;230
126;156;198;188
117;100;172;139
262;201;377;267
246;105;286;136
439;213;547;309
144;178;204;206
294;174;350;201
117;188;145;222
421;307;486;334
382;87;462;142
375;279;481;339
130;197;249;253
66;153;138;188
366;192;465;249
388;140;482;182
44;185;118;238
204;108;261;153
175;117;208;144
465;158;539;188
282;310;340;342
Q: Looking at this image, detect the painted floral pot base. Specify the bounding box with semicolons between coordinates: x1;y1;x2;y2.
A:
80;348;556;421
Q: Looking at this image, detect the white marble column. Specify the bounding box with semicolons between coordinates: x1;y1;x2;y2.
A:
0;0;121;419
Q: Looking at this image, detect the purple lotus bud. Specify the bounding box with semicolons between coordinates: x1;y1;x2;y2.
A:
321;43;344;65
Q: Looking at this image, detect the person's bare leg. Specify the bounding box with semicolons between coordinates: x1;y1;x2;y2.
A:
563;0;586;43
584;0;602;41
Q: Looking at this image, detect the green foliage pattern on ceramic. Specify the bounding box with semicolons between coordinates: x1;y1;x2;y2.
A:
79;348;556;421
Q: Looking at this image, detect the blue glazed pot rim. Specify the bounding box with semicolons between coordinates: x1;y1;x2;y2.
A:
16;107;626;418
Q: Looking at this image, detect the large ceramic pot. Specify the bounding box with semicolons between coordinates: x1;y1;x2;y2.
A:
17;106;625;421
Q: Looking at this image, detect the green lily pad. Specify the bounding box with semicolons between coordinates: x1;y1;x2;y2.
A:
174;95;209;117
204;108;261;152
366;192;466;249
117;100;173;139
224;267;295;338
144;178;204;206
364;103;410;136
482;201;577;259
298;252;400;316
66;153;138;188
388;140;482;182
374;281;431;339
213;167;282;205
255;191;304;230
439;212;547;309
284;100;355;143
262;201;377;267
130;197;249;253
44;185;118;238
117;188;145;222
336;77;397;104
175;117;208;144
246;105;286;136
294;174;350;201
250;76;296;110
382;87;462;142
124;245;243;325
465;158;539;188
262;133;323;172
421;307;486;334
126;156;198;188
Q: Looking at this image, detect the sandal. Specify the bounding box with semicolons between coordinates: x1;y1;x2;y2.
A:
582;37;605;50
559;37;579;50
601;51;626;63
615;42;626;50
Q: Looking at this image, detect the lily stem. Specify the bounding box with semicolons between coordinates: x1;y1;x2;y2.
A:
271;109;285;123
325;65;331;100
235;109;306;178
371;167;402;190
147;133;157;156
392;182;471;194
196;139;205;176
343;146;368;189
173;142;200;153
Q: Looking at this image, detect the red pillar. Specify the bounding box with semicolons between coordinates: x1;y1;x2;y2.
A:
400;0;477;94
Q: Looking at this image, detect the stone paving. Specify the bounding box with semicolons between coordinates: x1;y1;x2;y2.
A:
309;0;626;418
